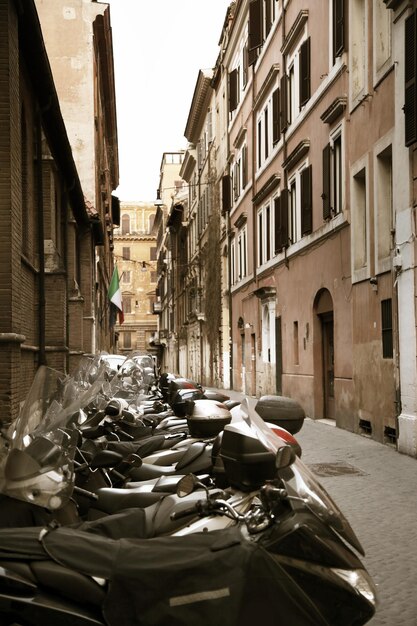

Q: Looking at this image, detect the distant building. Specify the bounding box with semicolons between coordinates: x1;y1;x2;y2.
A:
112;202;158;357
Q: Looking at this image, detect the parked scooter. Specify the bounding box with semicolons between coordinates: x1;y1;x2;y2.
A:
0;400;377;625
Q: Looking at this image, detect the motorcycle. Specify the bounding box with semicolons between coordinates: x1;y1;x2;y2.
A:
0;399;377;625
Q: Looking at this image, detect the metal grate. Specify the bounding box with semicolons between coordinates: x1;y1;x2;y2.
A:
308;462;367;477
359;419;372;435
384;426;397;445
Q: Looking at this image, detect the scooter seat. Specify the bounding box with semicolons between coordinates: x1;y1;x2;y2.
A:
94;487;164;514
176;441;208;470
30;560;106;607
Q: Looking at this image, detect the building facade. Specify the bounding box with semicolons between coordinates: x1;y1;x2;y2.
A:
156;0;417;456
35;0;120;365
0;0;99;422
112;202;158;357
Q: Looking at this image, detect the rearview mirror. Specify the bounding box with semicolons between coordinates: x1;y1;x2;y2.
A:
176;473;199;498
275;444;296;470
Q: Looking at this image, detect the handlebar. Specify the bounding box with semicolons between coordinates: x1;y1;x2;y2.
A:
170;503;200;521
73;485;99;501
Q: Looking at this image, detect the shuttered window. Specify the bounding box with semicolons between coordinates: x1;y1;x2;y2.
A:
229;68;239;113
264;0;272;37
272;87;280;145
222;175;232;212
299;37;311;108
274;190;289;252
242;145;248;189
280;75;289;133
381;299;393;358
322;144;331;219
243;44;249;88
301;165;312;235
333;0;345;61
249;0;263;51
405;11;417;147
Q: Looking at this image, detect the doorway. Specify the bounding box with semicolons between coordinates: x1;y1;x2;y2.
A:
321;312;335;419
251;333;256;395
314;289;335;420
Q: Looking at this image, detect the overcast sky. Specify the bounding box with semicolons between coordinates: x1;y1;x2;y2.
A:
106;0;230;203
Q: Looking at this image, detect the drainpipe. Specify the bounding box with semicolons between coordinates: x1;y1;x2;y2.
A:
36;108;46;366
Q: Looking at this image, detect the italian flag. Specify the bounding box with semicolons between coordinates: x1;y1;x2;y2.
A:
108;266;124;326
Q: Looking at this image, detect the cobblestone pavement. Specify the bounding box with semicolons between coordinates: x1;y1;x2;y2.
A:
208;389;417;626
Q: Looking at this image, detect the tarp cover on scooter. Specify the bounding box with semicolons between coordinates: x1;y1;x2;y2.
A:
0;524;326;626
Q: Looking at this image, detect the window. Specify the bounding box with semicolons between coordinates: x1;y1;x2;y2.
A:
150;247;157;261
274;190;288;252
405;10;417;147
275;164;311;249
256;89;279;170
332;0;346;63
282;37;311;129
123;297;132;314
230;224;248;285
122;270;131;283
322;128;343;219
122;247;130;260
248;0;279;66
374;0;391;81
121;214;130;235
262;304;271;363
123;332;132;349
288;163;312;244
381;299;393;358
351;164;368;276
222;174;232;212
293;321;299;365
229;29;250;115
232;145;248;202
237;226;248;281
350;0;366;105
229;66;240;113
230;239;236;285
375;143;392;270
257;200;274;267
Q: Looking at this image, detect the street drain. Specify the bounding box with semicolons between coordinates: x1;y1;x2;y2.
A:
308;462;367;477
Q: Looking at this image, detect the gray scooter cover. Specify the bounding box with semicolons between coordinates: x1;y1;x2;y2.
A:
0;525;326;626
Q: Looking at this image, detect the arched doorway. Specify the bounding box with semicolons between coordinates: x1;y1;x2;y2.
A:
314;289;335;419
237;317;245;392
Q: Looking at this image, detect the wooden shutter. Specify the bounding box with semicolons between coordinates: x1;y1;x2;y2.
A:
243;44;249;88
229;68;239;113
280;75;288;133
272;87;280;145
322;144;331;219
274;190;289;252
301;165;313;235
333;0;345;59
222;175;232;212
265;0;272;37
299;37;311;108
249;0;263;51
405;11;417;147
242;145;248;189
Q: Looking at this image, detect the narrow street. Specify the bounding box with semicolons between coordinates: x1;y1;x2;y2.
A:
210;388;417;626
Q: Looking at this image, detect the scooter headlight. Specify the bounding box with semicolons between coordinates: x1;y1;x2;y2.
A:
330;567;377;605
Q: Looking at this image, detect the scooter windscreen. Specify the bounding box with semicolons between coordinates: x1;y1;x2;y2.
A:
241;399;365;556
0;362;110;510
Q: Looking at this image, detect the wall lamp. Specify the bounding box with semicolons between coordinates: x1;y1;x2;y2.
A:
154;189;163;208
